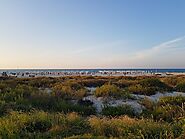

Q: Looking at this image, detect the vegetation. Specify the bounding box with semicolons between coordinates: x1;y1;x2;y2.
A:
95;84;121;97
102;105;136;117
0;75;184;138
128;78;172;95
141;96;185;122
95;83;132;99
176;81;185;92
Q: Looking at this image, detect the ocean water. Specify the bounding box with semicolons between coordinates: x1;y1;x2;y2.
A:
0;69;185;73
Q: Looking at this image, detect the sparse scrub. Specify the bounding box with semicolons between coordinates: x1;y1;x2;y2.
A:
176;81;185;92
102;105;136;117
95;84;130;98
128;78;172;95
0;76;184;138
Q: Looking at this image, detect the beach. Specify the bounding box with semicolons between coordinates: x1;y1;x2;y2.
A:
1;69;185;78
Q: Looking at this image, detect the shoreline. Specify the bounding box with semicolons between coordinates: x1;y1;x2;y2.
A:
1;70;185;78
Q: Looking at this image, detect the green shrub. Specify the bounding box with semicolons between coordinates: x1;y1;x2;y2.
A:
0;76;185;138
140;78;165;88
139;97;154;110
88;116;178;138
80;79;107;87
158;96;185;106
114;79;137;88
29;95;96;116
0;83;8;92
128;84;156;95
64;134;105;139
52;83;87;99
0;111;51;138
152;104;184;122
49;112;91;137
102;105;136;117
28;77;56;88
141;96;185;122
95;84;121;97
0;84;39;102
128;78;171;95
24;120;52;133
176;81;185;92
162;77;178;87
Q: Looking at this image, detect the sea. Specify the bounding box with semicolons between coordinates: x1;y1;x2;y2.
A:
0;69;185;73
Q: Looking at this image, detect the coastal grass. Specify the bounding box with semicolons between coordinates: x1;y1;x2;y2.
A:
0;76;185;138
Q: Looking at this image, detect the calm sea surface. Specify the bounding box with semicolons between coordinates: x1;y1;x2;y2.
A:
0;69;185;73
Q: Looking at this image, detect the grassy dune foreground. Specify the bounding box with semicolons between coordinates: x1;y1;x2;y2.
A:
0;76;185;138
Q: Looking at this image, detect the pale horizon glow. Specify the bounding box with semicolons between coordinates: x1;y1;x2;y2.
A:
0;0;185;69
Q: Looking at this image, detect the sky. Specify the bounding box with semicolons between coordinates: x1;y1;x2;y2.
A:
0;0;185;69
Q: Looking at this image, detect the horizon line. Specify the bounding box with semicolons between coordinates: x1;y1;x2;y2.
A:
1;68;185;70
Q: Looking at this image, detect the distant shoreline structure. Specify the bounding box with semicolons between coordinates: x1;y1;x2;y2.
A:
1;69;185;78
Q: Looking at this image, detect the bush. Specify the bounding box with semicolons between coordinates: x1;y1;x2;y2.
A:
128;78;171;95
162;77;178;87
80;79;107;87
95;84;121;97
139;97;154;110
102;105;136;117
77;99;93;107
0;76;185;138
28;77;56;88
29;95;96;116
24;120;52;132
158;96;185;106
0;111;91;138
52;84;74;99
49;112;91;137
88;116;178;138
128;84;156;95
114;79;137;88
52;83;87;100
152;104;184;122
0;84;39;102
141;96;185;122
176;81;185;92
0;83;8;92
140;78;165;88
64;134;105;139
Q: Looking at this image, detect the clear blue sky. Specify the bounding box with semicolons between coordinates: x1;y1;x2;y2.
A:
0;0;185;69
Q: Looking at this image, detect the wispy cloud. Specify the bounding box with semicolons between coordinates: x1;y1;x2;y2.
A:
128;36;185;68
153;36;185;50
68;36;185;68
134;36;185;59
105;36;185;68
